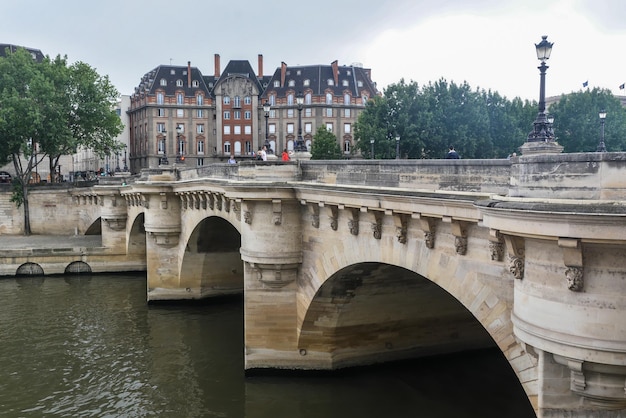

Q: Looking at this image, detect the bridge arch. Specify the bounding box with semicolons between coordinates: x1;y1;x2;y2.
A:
65;261;92;274
84;217;102;235
16;262;44;276
126;212;146;256
178;215;244;297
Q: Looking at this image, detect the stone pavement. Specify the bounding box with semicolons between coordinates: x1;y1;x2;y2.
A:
0;234;102;250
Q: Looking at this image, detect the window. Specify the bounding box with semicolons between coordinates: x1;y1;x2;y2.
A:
157;123;166;133
357;80;363;87
178;139;185;155
287;94;294;106
197;109;203;118
157;92;164;105
197;94;203;105
192;80;199;87
170;69;175;75
234;126;241;135
177;93;184;104
244;111;251;119
344;141;351;153
223;96;230;105
197;158;204;166
344;123;351;133
234;110;241;120
224;142;231;153
234;96;241;107
287;109;294;118
224;111;230;120
342;80;349;87
160;79;167;86
326;93;332;104
344;108;351;118
176;123;184;133
288;80;295;87
327;79;334;86
158;139;165;154
287;123;294;134
245;141;252;154
326;123;333;132
269;124;276;134
305;108;312;117
244;125;251;135
344;94;351;105
362;94;368;102
197;124;204;134
304;79;310;87
177;109;184;117
305;93;312;105
269;109;276;118
305;122;312;133
273;80;280;88
224;126;231;135
269;94;275;106
325;108;332;117
157;108;165;117
176;80;183;87
244;96;251;105
197;140;204;154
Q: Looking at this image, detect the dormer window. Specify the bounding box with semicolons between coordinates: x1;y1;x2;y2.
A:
176;79;183;87
192;80;199;87
170;69;175;75
342;80;349;87
274;80;280;87
288;80;295;87
303;79;310;87
160;78;167;86
357;80;363;87
327;79;334;86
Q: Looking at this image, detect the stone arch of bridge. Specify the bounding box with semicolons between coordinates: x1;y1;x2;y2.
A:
295;238;537;405
126;211;146;256
178;214;244;297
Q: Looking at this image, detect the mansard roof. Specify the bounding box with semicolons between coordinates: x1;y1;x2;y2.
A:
0;43;45;62
212;59;266;95
133;63;212;97
263;60;378;98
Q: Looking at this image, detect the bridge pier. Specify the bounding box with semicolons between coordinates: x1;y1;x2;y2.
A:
98;187;128;252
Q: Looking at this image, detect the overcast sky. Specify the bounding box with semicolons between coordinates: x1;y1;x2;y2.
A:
3;0;625;101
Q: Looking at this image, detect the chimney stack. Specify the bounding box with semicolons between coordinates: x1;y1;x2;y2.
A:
187;61;191;87
331;60;339;87
280;62;287;88
258;54;263;78
214;54;221;78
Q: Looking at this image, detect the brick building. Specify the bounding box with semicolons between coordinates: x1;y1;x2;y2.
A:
128;55;378;172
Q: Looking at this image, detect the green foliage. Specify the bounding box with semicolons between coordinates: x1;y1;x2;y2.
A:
548;88;626;152
10;179;23;208
311;127;343;159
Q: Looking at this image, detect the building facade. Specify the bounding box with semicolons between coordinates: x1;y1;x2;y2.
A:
127;55;379;172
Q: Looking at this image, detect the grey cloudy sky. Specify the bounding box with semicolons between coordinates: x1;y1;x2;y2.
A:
3;0;625;100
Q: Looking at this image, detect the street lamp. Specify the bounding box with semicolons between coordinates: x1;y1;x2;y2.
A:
176;125;185;163
160;130;168;165
263;100;272;154
294;92;307;152
597;110;607;152
123;145;128;172
395;135;400;160
370;139;375;159
527;35;554;142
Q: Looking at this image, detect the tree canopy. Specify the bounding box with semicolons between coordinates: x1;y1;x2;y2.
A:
311;126;343;160
0;47;123;234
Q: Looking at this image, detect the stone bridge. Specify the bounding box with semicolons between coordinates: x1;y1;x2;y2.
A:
3;154;626;417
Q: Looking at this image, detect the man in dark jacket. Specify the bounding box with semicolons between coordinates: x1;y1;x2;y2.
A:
446;146;460;159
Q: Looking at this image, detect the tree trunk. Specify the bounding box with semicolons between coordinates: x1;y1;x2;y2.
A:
22;180;31;236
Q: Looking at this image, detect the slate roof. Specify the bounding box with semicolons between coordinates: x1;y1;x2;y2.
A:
0;43;45;62
133;64;212;97
212;59;267;94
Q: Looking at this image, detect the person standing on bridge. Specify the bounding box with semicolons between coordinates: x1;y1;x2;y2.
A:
446;146;460;159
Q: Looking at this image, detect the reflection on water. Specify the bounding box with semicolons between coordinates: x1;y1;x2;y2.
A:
0;274;535;418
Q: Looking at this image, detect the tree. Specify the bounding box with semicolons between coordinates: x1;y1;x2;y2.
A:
548;88;626;152
0;48;123;235
311;127;342;159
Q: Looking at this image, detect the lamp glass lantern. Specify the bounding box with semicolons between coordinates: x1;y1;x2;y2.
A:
535;36;553;62
263;101;271;113
599;110;607;120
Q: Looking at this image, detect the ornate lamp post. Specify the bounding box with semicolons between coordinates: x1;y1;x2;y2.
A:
263;100;272;154
176;126;185;163
161;130;168;165
527;36;554;142
123;145;128;172
370;139;375;159
294;92;307;152
597;110;607;152
395;135;400;160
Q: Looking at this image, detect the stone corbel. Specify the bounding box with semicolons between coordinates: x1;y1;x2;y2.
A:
216;194;223;211
446;218;468;255
191;192;199;210
328;205;338;231
233;199;241;221
309;203;320;228
559;238;584;292
394;213;409;244
371;211;383;240
413;214;436;249
141;196;149;208
243;201;254;225
224;196;231;213
503;235;525;280
148;231;179;247
488;229;505;262
347;207;359;235
201;193;208;210
208;193;215;210
272;199;282;225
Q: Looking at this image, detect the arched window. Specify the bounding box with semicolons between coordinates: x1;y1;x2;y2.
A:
176;79;183;87
160;78;167;86
157;92;164;105
287;94;294;106
326;93;333;105
223;96;231;105
344;93;351;105
197;94;203;105
305;92;312;105
177;93;184;105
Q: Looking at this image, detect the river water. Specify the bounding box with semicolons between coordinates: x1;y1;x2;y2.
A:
0;274;535;418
